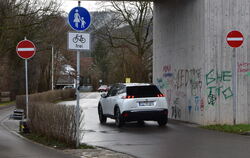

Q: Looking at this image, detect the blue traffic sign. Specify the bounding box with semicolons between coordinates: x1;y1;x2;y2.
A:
68;7;91;31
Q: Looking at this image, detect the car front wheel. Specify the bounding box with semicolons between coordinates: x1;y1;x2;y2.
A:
98;105;107;124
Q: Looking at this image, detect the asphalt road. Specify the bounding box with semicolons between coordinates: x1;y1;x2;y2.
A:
62;92;250;158
0;106;77;158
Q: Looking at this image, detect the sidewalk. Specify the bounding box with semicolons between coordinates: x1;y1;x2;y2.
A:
3;115;135;158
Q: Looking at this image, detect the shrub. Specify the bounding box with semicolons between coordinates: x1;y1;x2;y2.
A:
29;102;79;146
15;89;79;147
16;89;75;111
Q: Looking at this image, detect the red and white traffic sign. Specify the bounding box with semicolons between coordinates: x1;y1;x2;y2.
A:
16;40;36;59
226;31;244;48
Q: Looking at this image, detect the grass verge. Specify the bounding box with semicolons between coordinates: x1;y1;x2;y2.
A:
20;133;94;150
201;124;250;134
0;101;15;107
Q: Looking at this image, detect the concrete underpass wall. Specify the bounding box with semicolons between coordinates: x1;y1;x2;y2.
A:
153;0;250;125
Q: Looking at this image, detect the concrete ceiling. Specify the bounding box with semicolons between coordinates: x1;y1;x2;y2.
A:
80;0;154;1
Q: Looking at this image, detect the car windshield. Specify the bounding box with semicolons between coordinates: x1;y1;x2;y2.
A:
126;85;162;98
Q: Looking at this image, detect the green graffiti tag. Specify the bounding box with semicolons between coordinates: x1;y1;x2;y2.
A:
156;78;170;89
205;69;233;105
222;87;233;99
206;69;232;85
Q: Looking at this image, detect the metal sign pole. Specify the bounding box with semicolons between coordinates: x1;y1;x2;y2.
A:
76;0;81;149
76;50;80;148
67;0;90;148
232;48;237;125
25;59;29;120
51;46;54;90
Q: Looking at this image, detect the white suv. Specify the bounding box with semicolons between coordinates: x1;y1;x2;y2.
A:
98;83;168;127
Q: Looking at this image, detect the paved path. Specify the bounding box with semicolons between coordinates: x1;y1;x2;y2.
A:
62;92;250;158
1;101;134;158
0;106;78;158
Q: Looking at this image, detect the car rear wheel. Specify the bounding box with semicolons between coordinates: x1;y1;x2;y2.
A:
157;119;167;127
98;105;107;124
115;108;124;127
137;120;145;126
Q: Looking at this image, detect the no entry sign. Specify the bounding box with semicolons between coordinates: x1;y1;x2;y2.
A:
226;31;244;48
16;40;36;59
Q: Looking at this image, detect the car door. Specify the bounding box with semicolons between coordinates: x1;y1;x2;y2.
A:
102;85;116;114
106;85;119;115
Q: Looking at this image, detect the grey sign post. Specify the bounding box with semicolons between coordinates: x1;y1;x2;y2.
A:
232;48;237;125
226;30;244;125
16;37;36;120
25;59;29;119
68;0;91;148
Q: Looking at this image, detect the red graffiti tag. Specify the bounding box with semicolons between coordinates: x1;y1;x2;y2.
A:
163;65;172;72
200;98;205;111
238;62;250;72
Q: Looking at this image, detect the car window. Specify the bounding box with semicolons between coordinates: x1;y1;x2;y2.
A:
110;88;118;96
126;85;162;98
106;85;116;97
117;85;126;95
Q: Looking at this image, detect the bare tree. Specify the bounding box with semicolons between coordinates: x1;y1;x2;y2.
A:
0;0;68;95
92;1;153;83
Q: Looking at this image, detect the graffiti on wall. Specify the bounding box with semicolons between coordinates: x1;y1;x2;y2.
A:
175;69;202;90
156;78;169;89
238;62;250;73
157;65;203;116
160;65;203;94
247;72;250;76
238;62;250;76
205;69;233;106
188;99;192;114
163;65;173;77
194;96;200;111
171;98;181;119
200;98;205;111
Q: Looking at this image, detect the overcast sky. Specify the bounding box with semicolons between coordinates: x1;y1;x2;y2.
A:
61;0;99;13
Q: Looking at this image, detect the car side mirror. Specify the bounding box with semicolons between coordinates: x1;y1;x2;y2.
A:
101;93;107;98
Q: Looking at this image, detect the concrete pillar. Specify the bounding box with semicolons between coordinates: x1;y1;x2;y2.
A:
153;0;250;125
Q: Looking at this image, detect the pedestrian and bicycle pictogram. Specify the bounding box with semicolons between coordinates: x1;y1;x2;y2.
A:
68;7;91;31
68;32;90;50
73;34;86;43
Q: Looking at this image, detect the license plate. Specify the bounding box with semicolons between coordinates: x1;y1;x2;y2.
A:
139;101;154;106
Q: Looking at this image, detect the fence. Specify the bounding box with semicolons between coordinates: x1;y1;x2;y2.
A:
0;91;11;102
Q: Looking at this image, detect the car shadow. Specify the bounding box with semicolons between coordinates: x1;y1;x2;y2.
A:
100;120;172;134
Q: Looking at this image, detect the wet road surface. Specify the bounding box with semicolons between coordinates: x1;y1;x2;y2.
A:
62;92;250;158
